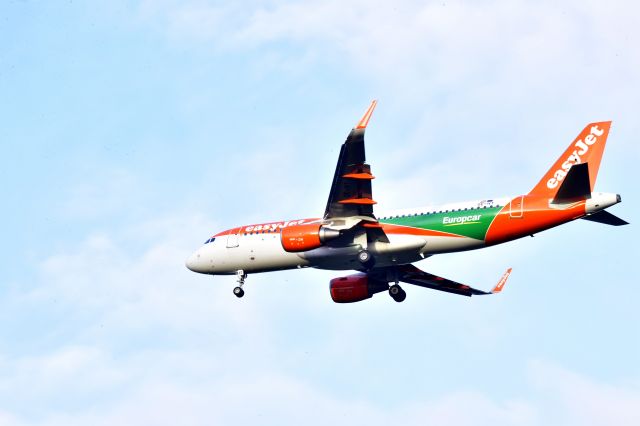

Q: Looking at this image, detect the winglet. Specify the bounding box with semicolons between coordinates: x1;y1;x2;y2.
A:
355;100;378;129
491;268;512;294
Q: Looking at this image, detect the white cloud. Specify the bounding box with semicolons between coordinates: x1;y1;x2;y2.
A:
134;0;640;204
1;205;637;425
0;346;125;400
30;212;273;334
137;0;640;91
2;340;638;426
57;169;143;220
3;2;638;424
528;360;640;426
0;411;23;426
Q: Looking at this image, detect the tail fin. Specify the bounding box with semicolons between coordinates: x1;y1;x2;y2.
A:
529;121;612;198
553;162;591;202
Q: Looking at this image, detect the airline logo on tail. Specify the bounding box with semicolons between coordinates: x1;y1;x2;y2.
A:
547;125;605;189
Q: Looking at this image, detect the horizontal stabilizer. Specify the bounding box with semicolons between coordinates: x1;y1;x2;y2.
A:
553;163;591;202
582;210;629;226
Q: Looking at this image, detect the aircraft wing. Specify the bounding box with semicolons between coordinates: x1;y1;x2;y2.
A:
324;101;378;220
391;264;512;297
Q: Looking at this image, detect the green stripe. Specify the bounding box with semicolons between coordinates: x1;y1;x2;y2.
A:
380;207;502;240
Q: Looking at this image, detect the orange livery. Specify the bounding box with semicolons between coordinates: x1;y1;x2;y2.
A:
187;102;627;303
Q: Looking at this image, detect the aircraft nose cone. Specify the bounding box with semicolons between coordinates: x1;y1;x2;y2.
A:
185;251;202;272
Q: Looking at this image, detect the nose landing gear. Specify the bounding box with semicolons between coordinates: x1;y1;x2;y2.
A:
233;270;246;298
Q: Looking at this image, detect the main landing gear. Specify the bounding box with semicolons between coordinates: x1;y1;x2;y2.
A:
389;284;406;303
233;270;246;298
357;249;375;269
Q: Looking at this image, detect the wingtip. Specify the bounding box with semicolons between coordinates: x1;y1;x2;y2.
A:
355;100;378;129
491;268;512;294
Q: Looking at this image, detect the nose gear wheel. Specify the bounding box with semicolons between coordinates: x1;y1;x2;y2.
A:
234;270;247;298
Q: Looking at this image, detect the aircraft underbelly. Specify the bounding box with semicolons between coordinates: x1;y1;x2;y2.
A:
422;235;484;254
212;231;485;274
303;234;427;270
219;234;307;273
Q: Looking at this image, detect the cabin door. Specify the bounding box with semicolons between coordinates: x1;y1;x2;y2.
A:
509;196;524;218
226;228;240;248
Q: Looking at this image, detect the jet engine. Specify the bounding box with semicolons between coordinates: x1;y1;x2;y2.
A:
329;273;388;303
281;223;341;252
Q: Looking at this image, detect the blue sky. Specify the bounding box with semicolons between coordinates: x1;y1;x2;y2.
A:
1;1;639;424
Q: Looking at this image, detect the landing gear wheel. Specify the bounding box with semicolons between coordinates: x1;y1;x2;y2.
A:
357;250;375;268
389;284;406;302
234;270;246;298
357;250;371;263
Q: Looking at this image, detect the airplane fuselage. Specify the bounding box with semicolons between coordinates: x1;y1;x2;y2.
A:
186;192;620;275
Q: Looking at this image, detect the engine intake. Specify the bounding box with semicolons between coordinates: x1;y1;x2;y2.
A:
329;273;388;303
281;223;341;252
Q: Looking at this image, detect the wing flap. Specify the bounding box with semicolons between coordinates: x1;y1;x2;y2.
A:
338;198;377;205
395;264;512;297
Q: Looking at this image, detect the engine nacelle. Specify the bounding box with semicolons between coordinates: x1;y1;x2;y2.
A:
329;273;388;303
281;223;341;252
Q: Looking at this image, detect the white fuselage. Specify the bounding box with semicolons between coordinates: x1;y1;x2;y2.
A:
185;192;622;276
185;197;512;275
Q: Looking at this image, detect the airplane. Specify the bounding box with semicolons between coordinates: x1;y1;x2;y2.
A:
186;101;627;303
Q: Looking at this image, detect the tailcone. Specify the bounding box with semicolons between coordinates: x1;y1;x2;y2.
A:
585;192;620;214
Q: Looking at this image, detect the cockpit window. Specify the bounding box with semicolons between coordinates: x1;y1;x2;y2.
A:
204;237;216;244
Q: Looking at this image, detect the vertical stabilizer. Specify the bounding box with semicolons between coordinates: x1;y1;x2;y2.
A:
529;122;611;198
